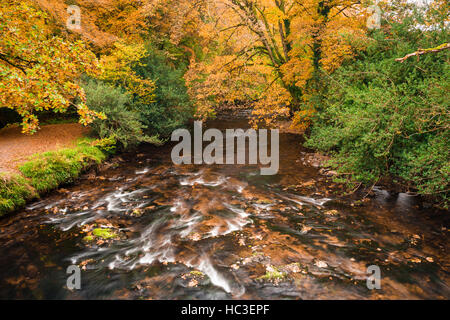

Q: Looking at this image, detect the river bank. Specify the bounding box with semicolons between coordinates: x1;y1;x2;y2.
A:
0;123;90;173
216;107;447;208
0;123;116;216
1;118;445;218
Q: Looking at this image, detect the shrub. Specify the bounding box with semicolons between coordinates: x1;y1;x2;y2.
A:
134;45;193;138
82;79;161;148
306;19;449;205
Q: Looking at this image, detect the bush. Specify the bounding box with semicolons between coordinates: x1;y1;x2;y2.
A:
83;79;161;148
306;19;449;205
134;45;193;138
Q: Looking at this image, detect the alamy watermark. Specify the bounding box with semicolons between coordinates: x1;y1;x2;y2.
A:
367;1;382;30
66;265;81;290
67;5;81;31
366;265;381;290
171;121;279;175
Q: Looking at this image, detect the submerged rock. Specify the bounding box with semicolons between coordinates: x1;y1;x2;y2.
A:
92;228;117;239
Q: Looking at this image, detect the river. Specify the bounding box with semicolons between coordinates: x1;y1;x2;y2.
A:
0;120;448;299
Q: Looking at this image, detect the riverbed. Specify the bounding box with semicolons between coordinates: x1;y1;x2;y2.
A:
0;120;448;299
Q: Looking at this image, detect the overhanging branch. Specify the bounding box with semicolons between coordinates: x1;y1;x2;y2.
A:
395;43;450;63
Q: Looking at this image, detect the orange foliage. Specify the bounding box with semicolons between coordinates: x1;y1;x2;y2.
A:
185;0;369;130
0;0;105;134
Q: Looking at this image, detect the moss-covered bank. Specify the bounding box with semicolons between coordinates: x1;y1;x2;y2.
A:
0;137;116;217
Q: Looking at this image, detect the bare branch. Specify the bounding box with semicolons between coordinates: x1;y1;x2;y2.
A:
395;43;450;63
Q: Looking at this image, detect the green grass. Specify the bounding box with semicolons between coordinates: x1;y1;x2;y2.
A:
0;173;37;216
0;137;116;216
19;142;106;193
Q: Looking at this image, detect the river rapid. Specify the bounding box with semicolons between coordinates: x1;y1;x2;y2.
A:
0;120;448;299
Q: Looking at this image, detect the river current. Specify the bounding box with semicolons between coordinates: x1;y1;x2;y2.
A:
0;120;448;299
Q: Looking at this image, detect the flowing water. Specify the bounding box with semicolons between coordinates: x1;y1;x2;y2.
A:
0;120;448;299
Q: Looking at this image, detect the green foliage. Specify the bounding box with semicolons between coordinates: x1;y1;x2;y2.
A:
83;44;193;147
78;136;117;156
0;173;36;216
134;45;194;138
1;137;115;215
306;16;449;205
83;79;162;148
257;266;286;282
19;143;106;193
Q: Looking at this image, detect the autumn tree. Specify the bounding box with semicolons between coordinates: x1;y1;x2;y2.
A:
31;0;204;104
186;0;368;129
98;41;156;104
0;0;105;134
33;0;146;48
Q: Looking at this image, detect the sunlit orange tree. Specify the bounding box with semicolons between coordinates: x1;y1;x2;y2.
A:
185;0;368;129
0;0;105;134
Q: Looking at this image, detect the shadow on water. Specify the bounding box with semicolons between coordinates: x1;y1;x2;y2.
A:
0;120;448;299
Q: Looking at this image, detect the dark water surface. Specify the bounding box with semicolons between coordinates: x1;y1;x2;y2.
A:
0;120;448;299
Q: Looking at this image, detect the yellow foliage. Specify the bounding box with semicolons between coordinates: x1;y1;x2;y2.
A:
0;0;105;134
290;108;316;133
185;0;368;128
98;42;156;104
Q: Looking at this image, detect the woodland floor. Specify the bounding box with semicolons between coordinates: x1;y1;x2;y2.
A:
0;123;89;173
